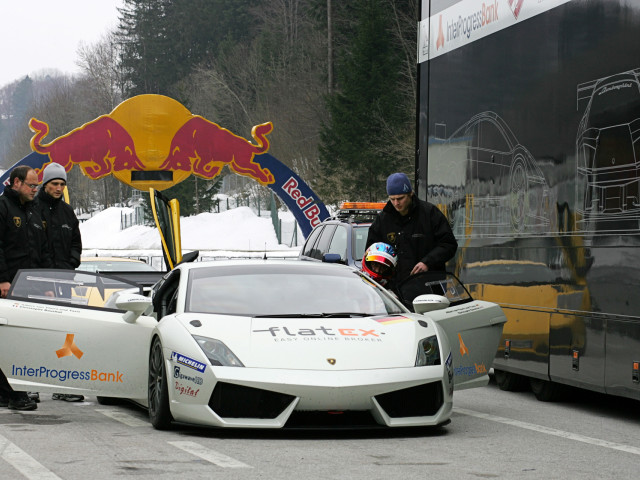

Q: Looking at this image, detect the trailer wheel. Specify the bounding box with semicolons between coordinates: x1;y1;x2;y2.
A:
529;377;564;401
494;369;528;391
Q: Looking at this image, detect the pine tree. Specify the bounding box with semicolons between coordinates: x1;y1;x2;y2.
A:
318;0;407;203
116;0;255;100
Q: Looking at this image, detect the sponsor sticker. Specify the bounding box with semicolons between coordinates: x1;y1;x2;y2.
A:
171;351;207;373
252;325;385;342
174;381;200;397
173;366;203;385
374;316;412;325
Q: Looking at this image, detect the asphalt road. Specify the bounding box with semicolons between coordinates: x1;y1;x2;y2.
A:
0;377;638;480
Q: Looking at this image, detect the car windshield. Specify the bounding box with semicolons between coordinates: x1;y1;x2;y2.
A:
186;264;406;316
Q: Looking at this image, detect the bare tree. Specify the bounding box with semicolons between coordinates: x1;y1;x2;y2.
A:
76;32;126;114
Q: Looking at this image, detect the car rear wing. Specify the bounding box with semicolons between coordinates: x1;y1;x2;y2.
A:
577;67;640;111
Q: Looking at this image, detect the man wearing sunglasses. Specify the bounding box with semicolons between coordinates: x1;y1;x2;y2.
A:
0;165;53;411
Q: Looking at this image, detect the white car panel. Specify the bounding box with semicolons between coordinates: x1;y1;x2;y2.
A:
0;284;154;400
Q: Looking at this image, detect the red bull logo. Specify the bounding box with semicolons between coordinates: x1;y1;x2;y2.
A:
30;116;145;181
28;95;274;190
17;94;329;237
160;116;274;185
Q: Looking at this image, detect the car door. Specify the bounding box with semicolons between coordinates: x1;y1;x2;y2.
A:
150;187;182;270
398;271;507;390
0;269;156;400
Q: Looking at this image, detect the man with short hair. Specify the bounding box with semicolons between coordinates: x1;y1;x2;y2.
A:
38;163;82;270
366;172;458;287
0;165;53;411
37;162;84;403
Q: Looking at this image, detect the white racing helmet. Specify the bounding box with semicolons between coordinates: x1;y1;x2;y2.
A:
362;242;397;285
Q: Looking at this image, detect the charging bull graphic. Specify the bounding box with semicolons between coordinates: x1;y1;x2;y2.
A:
30;117;146;180
3;94;328;237
160;117;274;185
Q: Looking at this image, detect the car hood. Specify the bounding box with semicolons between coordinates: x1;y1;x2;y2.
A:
176;313;437;370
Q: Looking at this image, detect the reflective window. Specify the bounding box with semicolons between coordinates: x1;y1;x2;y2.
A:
9;269;142;310
301;226;323;257
312;225;337;259
327;225;348;261
352;225;371;262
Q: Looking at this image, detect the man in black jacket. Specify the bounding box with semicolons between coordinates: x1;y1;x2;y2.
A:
38;163;82;271
366;172;457;287
0;165;53;411
37;162;84;403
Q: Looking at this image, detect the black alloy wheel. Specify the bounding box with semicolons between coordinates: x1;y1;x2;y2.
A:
148;336;173;429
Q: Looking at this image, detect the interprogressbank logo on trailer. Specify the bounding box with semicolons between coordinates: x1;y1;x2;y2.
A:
418;0;573;63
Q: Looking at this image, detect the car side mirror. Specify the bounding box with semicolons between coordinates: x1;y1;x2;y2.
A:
322;253;343;264
116;293;153;323
413;294;450;314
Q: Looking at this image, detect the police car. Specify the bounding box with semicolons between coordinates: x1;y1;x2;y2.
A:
298;202;385;267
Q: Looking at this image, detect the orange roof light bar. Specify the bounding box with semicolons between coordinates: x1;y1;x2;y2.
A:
340;202;385;210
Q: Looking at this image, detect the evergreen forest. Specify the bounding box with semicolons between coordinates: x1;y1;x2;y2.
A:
0;0;418;214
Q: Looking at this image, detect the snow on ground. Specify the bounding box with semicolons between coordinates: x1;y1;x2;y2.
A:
80;206;302;268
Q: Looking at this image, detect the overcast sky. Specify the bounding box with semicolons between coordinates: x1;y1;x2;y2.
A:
0;0;123;87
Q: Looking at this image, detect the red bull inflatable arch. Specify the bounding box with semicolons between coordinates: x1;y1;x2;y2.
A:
0;94;329;237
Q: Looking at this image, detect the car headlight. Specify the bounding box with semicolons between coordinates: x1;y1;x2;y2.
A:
415;335;441;366
193;335;244;367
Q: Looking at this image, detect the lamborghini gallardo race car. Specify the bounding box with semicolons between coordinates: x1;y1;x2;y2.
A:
0;261;506;430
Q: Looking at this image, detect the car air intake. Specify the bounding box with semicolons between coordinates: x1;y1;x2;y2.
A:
374;382;443;417
209;382;295;419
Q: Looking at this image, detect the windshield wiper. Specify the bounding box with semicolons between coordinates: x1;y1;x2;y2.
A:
253;312;375;318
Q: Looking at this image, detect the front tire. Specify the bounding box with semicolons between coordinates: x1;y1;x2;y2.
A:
148;337;173;429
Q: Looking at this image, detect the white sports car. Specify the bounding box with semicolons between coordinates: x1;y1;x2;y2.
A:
0;261;506;430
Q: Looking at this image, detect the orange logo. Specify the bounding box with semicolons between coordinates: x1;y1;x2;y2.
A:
436;15;445;50
458;333;469;357
56;334;84;359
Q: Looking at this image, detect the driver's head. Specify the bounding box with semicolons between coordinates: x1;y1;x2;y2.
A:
362;242;397;285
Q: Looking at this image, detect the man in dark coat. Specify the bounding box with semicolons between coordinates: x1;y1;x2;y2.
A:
366;172;458;286
37;162;84;403
0;165;53;411
37;163;82;270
